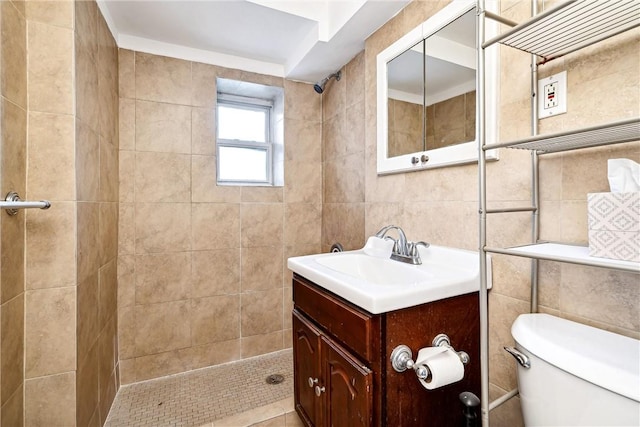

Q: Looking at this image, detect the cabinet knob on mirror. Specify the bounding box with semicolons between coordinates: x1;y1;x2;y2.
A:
411;156;420;165
308;377;318;388
421;154;429;163
315;385;326;396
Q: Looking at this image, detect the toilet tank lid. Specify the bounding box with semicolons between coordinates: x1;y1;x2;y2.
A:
512;313;640;403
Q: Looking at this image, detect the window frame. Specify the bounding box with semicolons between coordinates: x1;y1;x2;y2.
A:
216;93;274;186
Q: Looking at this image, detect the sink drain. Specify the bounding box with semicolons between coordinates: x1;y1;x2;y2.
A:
266;374;285;385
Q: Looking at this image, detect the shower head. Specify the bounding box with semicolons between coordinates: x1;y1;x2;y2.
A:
314;70;342;94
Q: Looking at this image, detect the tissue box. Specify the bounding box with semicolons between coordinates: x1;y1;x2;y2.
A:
587;192;640;262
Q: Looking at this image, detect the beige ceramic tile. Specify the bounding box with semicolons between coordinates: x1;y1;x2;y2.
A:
99;258;118;329
119;150;135;203
192;155;241;203
133;348;191;382
25;202;76;289
560;264;640;331
241;187;283;203
184;339;241;371
322;203;365;250
75;0;97;55
76;120;100;201
25;372;76;427
1;383;24;427
489;384;524;427
77;202;100;283
135;252;191;305
119;49;135;99
136;52;192;105
134;151;191;202
118;358;136;385
241;289;283;336
28;111;75;201
192;203;240;250
284;119;321;163
98;68;119;143
284;203;321;246
488;293;529;391
26;0;73;27
99;202;118;264
134;300;191;356
27;21;73;114
324;153;365;203
100;136;119;202
191;295;240;345
284;80;320;122
118;305;136;360
77;341;99;427
77;273;99;366
119;98;135;151
76;35;99;132
1;294;24;405
118;203;135;255
241;246;283;291
1;98;26;195
135;100;192;154
192;249;241;298
364;203;403;240
1;1;27;108
135;203;191;253
284;160;322;204
241;331;284;359
192;107;216;156
560;200;588;244
1;211;25;303
25;287;76;378
98;316;118;412
241;203;283;247
322;67;346;121
191;62;219;109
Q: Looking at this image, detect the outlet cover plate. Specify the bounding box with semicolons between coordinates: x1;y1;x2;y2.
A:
538;71;567;118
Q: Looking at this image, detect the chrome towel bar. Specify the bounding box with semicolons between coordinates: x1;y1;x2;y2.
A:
1;191;51;216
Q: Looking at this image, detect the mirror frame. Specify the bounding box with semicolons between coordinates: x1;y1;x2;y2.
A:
376;0;500;175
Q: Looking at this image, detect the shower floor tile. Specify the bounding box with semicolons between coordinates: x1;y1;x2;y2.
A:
105;349;296;427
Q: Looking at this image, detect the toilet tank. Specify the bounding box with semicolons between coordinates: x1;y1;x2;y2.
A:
511;313;640;426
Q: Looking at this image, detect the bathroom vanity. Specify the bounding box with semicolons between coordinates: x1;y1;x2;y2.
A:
292;274;481;427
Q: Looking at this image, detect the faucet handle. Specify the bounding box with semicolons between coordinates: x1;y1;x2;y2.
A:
408;241;430;257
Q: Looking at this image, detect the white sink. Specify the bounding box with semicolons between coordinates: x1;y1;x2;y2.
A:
288;237;491;314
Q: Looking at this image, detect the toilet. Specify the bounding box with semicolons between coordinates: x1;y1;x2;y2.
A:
510;313;640;426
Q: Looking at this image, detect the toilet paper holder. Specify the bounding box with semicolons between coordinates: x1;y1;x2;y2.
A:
390;333;469;380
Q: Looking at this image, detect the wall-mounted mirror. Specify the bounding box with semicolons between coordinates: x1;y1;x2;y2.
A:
377;0;499;174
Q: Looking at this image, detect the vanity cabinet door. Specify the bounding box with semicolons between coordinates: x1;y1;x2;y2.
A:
293;311;322;427
322;336;373;427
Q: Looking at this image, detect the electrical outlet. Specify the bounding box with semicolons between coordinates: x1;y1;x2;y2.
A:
538;71;567;118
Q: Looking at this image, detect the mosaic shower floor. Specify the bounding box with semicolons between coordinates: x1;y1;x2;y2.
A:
105;349;301;427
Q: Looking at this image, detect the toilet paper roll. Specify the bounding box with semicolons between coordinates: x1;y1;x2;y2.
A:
415;347;464;390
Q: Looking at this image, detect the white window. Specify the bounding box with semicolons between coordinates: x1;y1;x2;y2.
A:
216;78;284;186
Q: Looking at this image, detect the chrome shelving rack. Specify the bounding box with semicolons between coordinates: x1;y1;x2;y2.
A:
476;0;640;425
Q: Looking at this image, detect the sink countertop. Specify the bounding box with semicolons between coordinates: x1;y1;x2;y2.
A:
288;238;490;314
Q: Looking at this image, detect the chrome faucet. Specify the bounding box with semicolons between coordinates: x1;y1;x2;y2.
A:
374;225;430;265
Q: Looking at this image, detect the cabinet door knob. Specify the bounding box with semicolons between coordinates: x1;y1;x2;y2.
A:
315;385;326;396
308;377;318;388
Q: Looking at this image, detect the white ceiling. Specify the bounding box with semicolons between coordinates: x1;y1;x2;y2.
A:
97;0;411;84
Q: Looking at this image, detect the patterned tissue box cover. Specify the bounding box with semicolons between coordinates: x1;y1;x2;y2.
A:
587;192;640;262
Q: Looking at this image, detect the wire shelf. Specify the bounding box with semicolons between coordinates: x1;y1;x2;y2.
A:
484;0;640;63
484;118;640;153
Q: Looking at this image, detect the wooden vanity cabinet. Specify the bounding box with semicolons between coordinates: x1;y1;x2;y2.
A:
292;273;481;427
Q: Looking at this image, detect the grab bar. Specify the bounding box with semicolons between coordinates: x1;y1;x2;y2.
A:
1;191;51;216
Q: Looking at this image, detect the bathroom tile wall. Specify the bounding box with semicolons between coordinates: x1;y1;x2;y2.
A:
117;52;322;383
75;1;120;426
0;0;120;425
23;1;77;426
321;0;639;425
0;1;27;424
